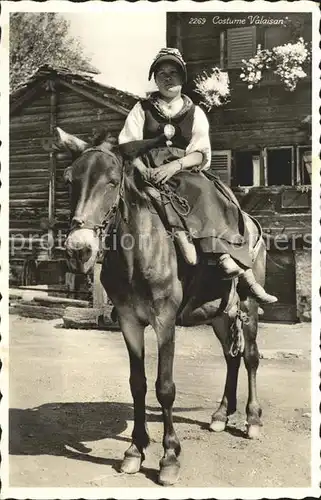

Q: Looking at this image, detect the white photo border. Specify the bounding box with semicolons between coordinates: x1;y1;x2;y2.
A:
1;1;320;499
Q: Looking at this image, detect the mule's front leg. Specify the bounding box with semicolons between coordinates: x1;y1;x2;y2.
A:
120;316;150;474
155;321;181;486
242;301;262;439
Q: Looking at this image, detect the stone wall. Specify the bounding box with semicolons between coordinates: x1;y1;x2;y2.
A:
295;249;311;322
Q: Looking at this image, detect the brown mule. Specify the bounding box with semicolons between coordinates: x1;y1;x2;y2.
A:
55;127;265;485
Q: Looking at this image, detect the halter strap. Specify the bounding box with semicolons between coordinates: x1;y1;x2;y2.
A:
68;147;125;238
81;146;123;169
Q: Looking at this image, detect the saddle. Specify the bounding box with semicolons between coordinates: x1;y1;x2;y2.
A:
144;184;263;267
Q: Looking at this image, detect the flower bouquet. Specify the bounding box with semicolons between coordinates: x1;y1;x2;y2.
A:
240;37;311;91
193;68;230;111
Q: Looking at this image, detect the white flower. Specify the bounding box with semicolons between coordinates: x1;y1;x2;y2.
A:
193;67;230;111
294;68;306;78
240;37;310;91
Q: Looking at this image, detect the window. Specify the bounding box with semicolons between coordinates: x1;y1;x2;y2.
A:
233;150;261;186
261;26;292;83
226;27;257;68
232;147;303;187
265;147;294;186
264;26;292;50
297;146;311;185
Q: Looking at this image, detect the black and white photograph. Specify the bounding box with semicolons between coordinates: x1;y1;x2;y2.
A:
1;1;320;498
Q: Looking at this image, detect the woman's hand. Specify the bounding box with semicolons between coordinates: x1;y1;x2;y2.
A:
139;166;154;183
132;158;154;183
151;161;181;185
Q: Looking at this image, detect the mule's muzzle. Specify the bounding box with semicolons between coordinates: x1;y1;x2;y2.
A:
65;228;100;274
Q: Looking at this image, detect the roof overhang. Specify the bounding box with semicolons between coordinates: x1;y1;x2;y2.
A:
10;68;137;116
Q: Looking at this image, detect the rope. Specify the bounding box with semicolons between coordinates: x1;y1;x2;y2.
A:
229;309;248;357
144;180;191;216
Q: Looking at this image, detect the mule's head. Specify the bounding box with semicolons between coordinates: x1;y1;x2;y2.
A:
55;127;123;274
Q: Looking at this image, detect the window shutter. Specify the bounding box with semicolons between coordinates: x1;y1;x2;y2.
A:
297;147;312;185
210;150;231;184
227;27;256;68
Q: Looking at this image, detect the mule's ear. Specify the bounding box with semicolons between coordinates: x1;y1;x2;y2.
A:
104;136;118;150
63;165;73;184
53;127;89;158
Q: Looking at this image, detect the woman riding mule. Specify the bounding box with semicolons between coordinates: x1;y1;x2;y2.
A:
56;125;267;485
118;48;277;305
55;120;267;485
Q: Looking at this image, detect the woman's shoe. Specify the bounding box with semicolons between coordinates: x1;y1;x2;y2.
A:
239;269;278;304
174;231;198;265
217;254;244;278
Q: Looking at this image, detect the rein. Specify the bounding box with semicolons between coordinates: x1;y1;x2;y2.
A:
69;146;192;241
144;179;191;216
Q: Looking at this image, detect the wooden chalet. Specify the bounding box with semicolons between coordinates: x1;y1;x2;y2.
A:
10;12;312;322
167;12;312;322
9;66;138;289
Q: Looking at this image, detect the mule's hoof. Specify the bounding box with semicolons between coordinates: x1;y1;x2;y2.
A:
159;453;180;486
120;455;142;474
159;463;180;486
246;424;261;440
209;419;226;432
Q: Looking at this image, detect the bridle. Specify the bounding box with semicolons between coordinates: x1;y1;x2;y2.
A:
67;147;125;240
67;144;192;243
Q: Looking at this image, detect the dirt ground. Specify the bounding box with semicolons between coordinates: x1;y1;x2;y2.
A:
7;314;312;489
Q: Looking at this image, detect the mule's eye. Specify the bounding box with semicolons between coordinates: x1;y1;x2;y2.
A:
109;179;118;187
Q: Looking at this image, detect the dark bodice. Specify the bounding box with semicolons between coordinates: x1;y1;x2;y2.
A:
141;95;195;149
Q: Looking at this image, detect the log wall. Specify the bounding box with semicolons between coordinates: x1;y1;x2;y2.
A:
9;78;129;284
54;83;127;235
10;91;51;267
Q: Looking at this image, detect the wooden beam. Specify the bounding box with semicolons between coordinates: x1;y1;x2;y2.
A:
10;303;65;320
93;263;109;308
63;306;120;330
262;147;268;186
10;79;47;115
48;79;57;259
290;145;295;186
33;296;90;308
175;13;183;53
58;79;130;116
220;31;225;69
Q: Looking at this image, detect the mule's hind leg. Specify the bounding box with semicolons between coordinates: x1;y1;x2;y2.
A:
153;312;181;486
210;313;242;432
119;314;150;474
241;299;262;439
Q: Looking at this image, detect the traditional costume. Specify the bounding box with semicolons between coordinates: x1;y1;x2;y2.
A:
118;48;277;304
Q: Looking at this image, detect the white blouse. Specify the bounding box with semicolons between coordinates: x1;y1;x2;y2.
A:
118;97;211;170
